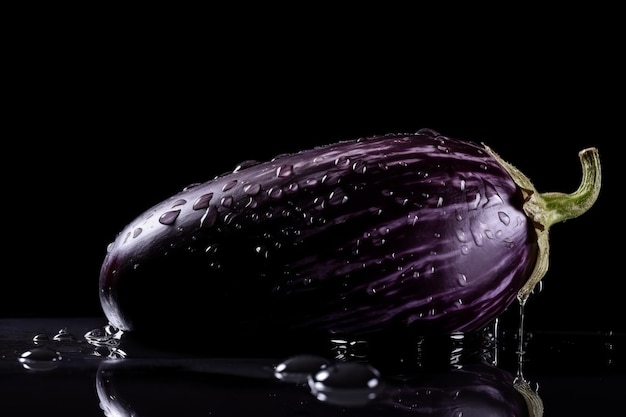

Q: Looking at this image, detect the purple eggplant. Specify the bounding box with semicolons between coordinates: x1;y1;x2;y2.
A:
99;129;601;343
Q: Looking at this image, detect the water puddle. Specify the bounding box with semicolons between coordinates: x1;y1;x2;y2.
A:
1;315;623;416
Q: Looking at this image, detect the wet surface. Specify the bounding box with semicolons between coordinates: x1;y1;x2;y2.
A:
0;317;624;416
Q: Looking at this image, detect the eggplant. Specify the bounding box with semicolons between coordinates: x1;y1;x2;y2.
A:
99;129;601;344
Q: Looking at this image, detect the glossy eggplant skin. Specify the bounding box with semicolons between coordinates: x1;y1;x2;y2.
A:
99;129;538;341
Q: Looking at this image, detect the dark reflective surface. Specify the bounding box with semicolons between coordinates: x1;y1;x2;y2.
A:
0;317;623;416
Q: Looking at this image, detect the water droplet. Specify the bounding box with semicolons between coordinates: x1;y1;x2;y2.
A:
472;231;484;246
171;198;187;208
285;183;299;194
18;347;61;371
53;328;77;342
334;156;351;168
132;227;143;238
159;209;181;225
205;244;219;255
352;160;367;174
274;354;331;384
369;207;383;216
220;195;234;207
233;160;261;172
302;178;319;188
32;334;49;344
457;273;468;286
276;164;294;177
437;197;444;207
84;327;106;341
460;245;470;255
416;128;440;137
313;196;325;210
459;177;466;191
84;325;122;350
308;362;383;406
378;226;390;235
268;187;283;199
328;188;348;205
193;193;214;210
433;232;441;238
223;212;238;225
242;183;261;196
222;180;238;192
200;206;218;227
320;172;342;186
455;229;467;242
498;211;511;225
407;213;419;226
255;245;269;258
468;192;481;209
182;182;201;191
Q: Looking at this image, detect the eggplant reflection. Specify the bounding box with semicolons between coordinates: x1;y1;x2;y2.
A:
95;354;542;417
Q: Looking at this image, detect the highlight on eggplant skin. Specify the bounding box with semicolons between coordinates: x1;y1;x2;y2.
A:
98;129;600;342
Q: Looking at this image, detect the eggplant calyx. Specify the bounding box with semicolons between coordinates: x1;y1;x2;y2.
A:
483;145;602;304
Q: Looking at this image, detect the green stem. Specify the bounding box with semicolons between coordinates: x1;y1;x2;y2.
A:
484;146;602;303
524;148;602;228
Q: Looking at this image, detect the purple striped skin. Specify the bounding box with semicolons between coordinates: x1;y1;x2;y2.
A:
99;129;538;342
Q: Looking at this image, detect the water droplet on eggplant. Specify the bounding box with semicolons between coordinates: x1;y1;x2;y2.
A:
276;164;294;177
268;187;283;199
220;196;234;208
182;182;201;191
302;178;318;188
243;183;262;195
457;274;468;286
222;180;238;192
328;188;348;205
335;156;351;168
171;199;187;208
192;193;213;210
159;209;181;225
233;160;261;172
200;206;218;227
352;160;367;174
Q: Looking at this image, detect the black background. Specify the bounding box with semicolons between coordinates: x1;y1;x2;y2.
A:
3;11;622;335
